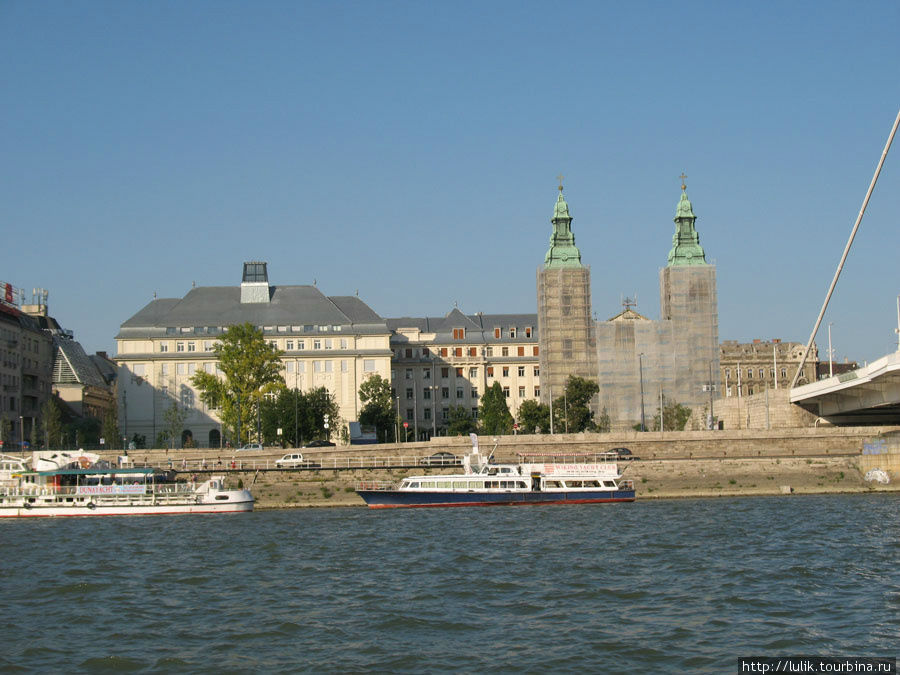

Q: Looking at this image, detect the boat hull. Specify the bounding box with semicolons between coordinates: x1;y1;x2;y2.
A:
357;489;635;509
0;493;254;518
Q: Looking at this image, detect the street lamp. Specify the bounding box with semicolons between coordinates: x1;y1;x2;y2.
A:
638;353;646;432
828;322;834;378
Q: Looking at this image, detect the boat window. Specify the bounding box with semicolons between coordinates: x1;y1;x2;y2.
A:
409;482;419;488
436;481;451;488
400;480;410;488
545;480;562;488
452;481;467;489
584;480;601;488
603;481;617;488
566;481;581;488
215;495;230;501
516;481;526;488
467;482;480;489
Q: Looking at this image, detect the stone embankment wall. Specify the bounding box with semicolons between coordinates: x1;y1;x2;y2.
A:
96;425;900;508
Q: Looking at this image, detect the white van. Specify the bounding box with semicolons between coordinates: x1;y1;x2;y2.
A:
275;453;315;469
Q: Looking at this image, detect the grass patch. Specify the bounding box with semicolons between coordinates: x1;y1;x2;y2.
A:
320;487;333;498
729;479;736;485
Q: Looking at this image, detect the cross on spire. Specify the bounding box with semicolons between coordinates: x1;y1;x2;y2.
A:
557;174;564;191
679;172;688;191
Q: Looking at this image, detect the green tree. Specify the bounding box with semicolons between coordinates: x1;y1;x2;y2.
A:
102;408;120;449
447;405;476;436
40;397;63;449
516;399;550;434
358;374;396;443
595;407;611;433
190;322;285;445
651;397;693;431
0;418;11;448
478;382;514;435
553;376;599;433
162;402;187;449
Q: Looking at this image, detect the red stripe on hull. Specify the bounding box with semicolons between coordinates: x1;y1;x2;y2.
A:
366;497;635;509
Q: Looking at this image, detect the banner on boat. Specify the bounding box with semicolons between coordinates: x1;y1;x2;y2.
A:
76;485;147;495
536;463;619;477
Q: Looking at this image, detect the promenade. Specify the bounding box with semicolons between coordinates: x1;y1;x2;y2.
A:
85;425;900;508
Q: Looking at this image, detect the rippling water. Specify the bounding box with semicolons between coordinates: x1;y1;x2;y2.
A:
2;495;899;672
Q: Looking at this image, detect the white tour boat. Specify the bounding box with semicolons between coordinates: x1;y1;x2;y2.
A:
0;451;254;518
356;437;635;509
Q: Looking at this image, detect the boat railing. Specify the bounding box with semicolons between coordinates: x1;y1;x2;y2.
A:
355;480;394;491
0;483;198;498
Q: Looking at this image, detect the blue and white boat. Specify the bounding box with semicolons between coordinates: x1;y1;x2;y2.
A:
356;439;635;509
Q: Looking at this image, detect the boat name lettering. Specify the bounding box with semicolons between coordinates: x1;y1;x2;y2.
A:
75;485;147;495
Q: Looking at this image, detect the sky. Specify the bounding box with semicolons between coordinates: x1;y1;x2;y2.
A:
2;0;899;367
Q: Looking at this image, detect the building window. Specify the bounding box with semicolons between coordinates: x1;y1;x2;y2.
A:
472;408;478;419
423;388;431;400
405;368;413;379
725;368;731;378
440;348;448;357
204;341;215;352
340;339;348;349
469;367;478;378
424;408;431;420
441;367;449;378
509;327;517;338
781;368;787;378
518;386;526;398
502;367;509;377
176;342;185;352
161;364;169;376
204;362;215;373
314;361;322;373
286;340;294;351
454;347;462;357
748;386;754;396
456;388;464;399
159;343;169;353
286;362;294;373
469;347;477;357
406;388;413;400
422;347;430;357
770;368;776;378
518;366;525;377
517;346;525;357
534;387;540;397
533;346;539;356
187;342;196;352
442;387;449;399
312;339;320;349
494;327;501;339
181;388;194;408
525;327;532;338
453;328;465;340
747;368;753;379
176;363;187;375
455;367;463;377
487;367;494;377
534;366;540;377
486;347;493;357
133;364;146;376
759;368;764;378
502;347;509;357
726;385;732;397
423;369;431;380
364;360;375;372
341;360;348;372
441;407;449;421
405;348;413;358
298;341;305;350
502;386;510;398
472;387;478;399
406;408;414;421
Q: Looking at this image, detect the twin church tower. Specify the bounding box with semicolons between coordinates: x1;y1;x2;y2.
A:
537;177;719;429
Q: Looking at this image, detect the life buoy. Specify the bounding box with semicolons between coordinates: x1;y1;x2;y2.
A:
87;502;96;510
78;456;91;469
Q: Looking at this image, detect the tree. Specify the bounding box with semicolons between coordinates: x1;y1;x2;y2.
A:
191;322;285;445
553;376;599;433
479;382;514;435
358;374;396;443
516;399;550;434
40;397;63;449
651;397;693;431
102;409;119;449
447;405;476;436
595;407;611;433
162;402;187;449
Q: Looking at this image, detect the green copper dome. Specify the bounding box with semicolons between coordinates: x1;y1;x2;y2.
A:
667;188;707;266
544;187;583;268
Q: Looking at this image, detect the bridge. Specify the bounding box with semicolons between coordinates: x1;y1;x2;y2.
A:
791;350;900;425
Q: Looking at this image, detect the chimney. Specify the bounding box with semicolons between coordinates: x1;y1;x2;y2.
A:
241;262;270;304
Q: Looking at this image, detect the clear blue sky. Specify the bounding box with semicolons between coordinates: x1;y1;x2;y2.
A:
2;1;899;367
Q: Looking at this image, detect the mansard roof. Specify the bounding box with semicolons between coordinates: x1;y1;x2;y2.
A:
118;285;387;338
386;308;538;343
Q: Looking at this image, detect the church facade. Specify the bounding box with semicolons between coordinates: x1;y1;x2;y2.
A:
539;179;720;430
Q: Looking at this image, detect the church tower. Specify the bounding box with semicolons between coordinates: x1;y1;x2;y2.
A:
537;180;597;405
659;177;719;419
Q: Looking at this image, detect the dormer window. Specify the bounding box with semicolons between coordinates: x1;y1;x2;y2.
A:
453;328;465;340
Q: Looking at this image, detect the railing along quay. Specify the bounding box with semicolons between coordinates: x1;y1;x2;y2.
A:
128;456;468;473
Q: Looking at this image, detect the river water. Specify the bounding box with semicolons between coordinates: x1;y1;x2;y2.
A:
2;495;899;673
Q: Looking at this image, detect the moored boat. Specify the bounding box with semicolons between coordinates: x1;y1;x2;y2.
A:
0;452;254;518
356;438;635;509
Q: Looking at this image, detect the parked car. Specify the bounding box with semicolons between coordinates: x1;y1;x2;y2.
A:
610;447;639;460
303;439;335;448
238;443;264;452
275;453;321;469
419;452;460;466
